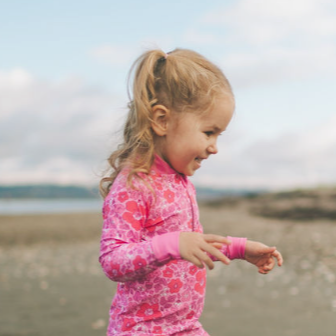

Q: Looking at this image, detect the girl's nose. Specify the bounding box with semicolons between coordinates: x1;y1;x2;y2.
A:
208;142;218;154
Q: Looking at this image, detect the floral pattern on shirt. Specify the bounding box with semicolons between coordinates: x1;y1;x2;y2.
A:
99;156;223;335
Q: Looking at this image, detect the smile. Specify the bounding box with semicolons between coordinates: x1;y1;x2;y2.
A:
195;157;205;165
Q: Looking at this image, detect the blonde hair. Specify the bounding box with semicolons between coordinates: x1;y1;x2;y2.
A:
100;48;233;198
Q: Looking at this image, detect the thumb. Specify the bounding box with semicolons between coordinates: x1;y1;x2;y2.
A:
261;246;276;254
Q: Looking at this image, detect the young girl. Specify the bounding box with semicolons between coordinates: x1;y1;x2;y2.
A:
99;48;283;336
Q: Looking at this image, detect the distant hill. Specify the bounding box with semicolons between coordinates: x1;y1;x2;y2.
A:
0;184;262;199
195;186;264;200
0;185;100;199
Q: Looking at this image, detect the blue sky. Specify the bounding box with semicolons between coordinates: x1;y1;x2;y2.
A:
1;0;336;189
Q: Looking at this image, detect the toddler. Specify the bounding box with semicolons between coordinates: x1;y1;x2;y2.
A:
99;49;283;335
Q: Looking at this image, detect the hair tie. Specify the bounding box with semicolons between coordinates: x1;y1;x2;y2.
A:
158;52;171;63
158;56;167;63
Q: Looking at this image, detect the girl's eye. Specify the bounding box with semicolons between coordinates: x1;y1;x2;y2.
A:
204;131;213;137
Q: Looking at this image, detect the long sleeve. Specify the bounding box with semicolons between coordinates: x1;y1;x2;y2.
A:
218;236;247;260
99;180;181;283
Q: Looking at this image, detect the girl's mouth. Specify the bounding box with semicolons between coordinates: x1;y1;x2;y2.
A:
195;157;204;166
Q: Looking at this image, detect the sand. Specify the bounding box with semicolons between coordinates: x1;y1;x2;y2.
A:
1;195;336;336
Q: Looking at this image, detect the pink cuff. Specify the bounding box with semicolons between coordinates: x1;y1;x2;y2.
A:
227;236;247;260
151;231;181;262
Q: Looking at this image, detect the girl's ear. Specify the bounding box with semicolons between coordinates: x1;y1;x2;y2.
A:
151;105;170;136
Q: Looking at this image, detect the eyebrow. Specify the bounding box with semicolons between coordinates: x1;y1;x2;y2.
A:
209;126;225;133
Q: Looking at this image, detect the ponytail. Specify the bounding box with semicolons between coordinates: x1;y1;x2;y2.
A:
100;50;167;197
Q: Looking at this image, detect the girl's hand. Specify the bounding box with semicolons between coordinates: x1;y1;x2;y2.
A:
245;240;283;274
179;232;231;270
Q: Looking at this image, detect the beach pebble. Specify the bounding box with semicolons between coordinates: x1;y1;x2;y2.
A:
91;318;106;329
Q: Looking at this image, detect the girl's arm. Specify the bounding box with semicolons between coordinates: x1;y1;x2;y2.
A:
99;186;181;283
99;182;246;282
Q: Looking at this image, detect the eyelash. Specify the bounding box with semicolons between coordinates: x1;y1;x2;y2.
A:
205;131;223;137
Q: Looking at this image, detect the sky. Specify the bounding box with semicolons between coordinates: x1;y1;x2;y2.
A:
0;0;336;190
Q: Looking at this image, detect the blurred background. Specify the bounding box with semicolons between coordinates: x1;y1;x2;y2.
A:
0;1;335;335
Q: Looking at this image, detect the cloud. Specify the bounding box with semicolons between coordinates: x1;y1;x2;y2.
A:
90;44;137;66
203;0;336;45
198;0;336;87
193;116;336;190
0;68;127;185
182;28;219;45
221;45;336;88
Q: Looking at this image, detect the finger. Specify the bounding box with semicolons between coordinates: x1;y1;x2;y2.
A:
203;234;232;245
272;250;283;266
202;243;230;265
211;242;223;249
263;258;275;271
260;246;276;255
195;250;215;270
259;265;271;274
189;255;205;269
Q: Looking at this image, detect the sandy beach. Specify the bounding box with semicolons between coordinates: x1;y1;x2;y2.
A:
1;190;336;336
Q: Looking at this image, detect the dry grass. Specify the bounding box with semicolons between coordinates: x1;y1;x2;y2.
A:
0;213;102;246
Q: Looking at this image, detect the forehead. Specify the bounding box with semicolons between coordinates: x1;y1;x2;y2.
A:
171;94;234;130
199;95;234;127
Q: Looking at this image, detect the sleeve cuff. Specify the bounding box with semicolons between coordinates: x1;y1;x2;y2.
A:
227;236;247;260
151;231;181;262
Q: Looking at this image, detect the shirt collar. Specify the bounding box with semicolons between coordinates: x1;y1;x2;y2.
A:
151;154;179;175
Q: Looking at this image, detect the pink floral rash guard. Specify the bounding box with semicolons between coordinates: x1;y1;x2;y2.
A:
99;155;247;336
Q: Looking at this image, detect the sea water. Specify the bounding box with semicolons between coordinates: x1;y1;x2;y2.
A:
0;199;103;215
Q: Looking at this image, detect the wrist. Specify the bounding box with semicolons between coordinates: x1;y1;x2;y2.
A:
227;236;247;260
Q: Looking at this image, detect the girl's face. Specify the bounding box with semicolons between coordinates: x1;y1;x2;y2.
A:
157;95;234;176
